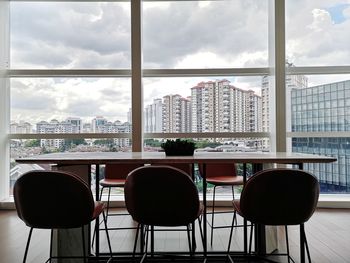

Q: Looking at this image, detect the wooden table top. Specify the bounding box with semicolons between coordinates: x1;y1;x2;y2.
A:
16;151;337;165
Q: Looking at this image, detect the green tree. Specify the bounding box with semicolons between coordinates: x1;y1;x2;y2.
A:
24;139;40;147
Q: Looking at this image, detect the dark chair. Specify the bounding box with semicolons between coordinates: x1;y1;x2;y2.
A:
92;163;143;247
14;170;112;263
124;165;204;262
100;163;144;219
199;163;243;246
227;168;319;263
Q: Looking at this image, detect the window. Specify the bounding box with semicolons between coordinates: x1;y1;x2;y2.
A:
2;0;350;201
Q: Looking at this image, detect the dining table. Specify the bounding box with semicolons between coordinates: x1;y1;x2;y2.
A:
16;151;337;263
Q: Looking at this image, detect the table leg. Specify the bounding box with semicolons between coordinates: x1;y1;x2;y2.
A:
95;164;100;256
243;163;247;254
54;164;91;263
202;163;207;256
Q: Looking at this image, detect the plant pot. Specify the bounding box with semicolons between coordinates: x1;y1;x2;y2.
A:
164;149;194;156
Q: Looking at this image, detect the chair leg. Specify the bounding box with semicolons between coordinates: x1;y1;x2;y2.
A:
186;225;193;256
23;227;34;263
102;210;113;258
81;227;87;263
49;229;53;263
92;186;105;249
249;223;254;254
232;186;238;226
227;211;235;253
133;223;141;257
197;217;204;249
302;226;312;263
285;225;291;263
106;187;111;221
139;226;149;263
210;185;216;246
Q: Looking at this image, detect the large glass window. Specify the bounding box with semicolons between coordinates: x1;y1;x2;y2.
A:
10;78;131;132
288;74;350;193
144;76;263;134
3;0;350;201
143;0;268;69
10;2;131;69
286;0;350;66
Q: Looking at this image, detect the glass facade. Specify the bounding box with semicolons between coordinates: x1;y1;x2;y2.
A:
291;80;350;192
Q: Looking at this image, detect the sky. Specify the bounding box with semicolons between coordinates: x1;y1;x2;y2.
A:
9;0;350;124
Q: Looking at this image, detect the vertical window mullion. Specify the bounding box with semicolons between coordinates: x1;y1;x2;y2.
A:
0;0;10;200
269;0;286;152
131;0;143;152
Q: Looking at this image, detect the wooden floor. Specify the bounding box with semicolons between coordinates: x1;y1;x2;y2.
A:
1;208;350;263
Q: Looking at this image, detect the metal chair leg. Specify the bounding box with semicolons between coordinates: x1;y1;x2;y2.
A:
49;229;53;263
106;187;111;220
227;211;235;253
102;210;113;258
23;227;33;263
285;225;291;263
92;186;105;248
186;225;193;256
302;226;312;263
210;185;216;246
133;223;141;257
249;223;254;254
82;227;88;263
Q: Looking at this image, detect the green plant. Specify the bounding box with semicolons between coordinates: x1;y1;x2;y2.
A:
161;139;196;156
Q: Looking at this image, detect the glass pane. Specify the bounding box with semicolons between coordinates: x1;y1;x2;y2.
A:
143;137;269;196
10;2;131;69
286;1;350;66
288;74;350;193
144;77;264;136
143;0;268;69
10;78;131;133
10;138;131;196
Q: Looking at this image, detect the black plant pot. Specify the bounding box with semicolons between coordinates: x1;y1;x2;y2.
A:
164;148;194;156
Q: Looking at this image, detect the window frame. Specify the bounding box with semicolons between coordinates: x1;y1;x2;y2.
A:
1;0;350;204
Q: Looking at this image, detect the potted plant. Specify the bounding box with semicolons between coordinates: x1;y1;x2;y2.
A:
161;139;196;156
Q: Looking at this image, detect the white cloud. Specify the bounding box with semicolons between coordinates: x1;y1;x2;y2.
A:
307;9;333;31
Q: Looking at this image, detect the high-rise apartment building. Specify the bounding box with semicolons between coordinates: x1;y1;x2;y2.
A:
191;80;261;133
10;121;33;133
36;119;74;148
261;62;308;148
66;117;83;133
145;99;163;133
291;80;350;191
91;116;107;133
162;94;191;133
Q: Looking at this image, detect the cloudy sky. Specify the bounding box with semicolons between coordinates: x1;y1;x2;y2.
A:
9;0;350;125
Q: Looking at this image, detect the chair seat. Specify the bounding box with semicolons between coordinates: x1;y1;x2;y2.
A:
92;201;106;220
207;175;244;186
100;178;126;187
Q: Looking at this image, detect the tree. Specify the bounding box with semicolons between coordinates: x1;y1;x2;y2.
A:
24;139;40;147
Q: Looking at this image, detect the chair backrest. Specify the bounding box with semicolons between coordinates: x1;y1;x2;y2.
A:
199;163;237;178
240;168;320;226
104;163;143;180
153;163;193;177
14;170;95;229
124;165;200;227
